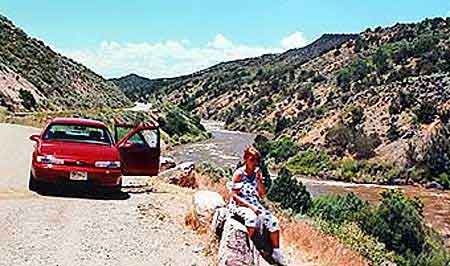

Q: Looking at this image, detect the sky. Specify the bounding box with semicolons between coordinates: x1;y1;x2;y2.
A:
1;1;449;79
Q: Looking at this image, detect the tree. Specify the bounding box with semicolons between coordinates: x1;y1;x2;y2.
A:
373;47;390;75
268;167;311;214
19;89;36;110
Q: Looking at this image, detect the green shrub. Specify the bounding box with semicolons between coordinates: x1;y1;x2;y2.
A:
412;34;439;55
336;68;352;88
308;193;368;224
268;167;311;214
286;149;331;176
438;173;450;189
413;101;437;124
19;89;37;110
254;135;300;164
359;190;426;257
335;158;360;181
197;161;232;183
336;59;372;88
373;47;391;74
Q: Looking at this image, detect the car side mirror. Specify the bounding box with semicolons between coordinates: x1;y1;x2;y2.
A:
29;134;40;142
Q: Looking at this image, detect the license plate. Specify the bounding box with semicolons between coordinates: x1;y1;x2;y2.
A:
70;171;88;181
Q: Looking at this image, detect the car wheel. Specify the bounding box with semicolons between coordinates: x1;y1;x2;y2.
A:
28;171;39;191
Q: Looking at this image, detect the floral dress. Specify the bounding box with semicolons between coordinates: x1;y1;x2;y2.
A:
229;167;280;232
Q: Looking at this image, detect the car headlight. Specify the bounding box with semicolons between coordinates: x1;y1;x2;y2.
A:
95;161;121;169
36;155;65;165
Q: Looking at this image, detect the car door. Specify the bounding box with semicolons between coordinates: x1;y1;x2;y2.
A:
115;122;160;176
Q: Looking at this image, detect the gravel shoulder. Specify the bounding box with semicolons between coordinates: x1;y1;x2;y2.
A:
0;123;211;266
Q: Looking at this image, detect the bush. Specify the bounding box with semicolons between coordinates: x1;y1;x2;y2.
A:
359;190;426;257
335;158;359;181
412;34;439;55
337;68;352;88
308;193;368;225
413;101;437;124
255;135;300;164
19;89;37;110
373;47;390;75
438;173;450;189
337;58;372;87
197;161;232;183
268;167;311;214
286;149;331;176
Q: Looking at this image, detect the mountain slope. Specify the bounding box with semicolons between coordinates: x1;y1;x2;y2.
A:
0;14;132;111
111;33;357;103
114;17;450;183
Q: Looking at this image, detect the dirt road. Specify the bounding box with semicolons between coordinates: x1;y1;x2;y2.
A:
0;123;211;266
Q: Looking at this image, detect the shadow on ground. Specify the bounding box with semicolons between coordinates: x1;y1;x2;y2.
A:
35;186;131;200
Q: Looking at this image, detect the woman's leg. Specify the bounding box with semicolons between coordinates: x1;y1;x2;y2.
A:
260;208;281;247
234;206;257;237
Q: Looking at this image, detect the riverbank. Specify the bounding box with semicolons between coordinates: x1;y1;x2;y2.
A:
171;121;450;251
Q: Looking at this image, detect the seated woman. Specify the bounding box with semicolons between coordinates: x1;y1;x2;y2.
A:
228;146;285;265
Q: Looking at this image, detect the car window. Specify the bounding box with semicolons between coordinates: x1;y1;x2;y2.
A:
127;133;145;145
141;129;159;148
44;124;112;145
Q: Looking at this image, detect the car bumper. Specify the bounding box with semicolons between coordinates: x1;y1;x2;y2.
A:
32;163;122;189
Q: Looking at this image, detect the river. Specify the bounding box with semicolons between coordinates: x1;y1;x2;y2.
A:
167;121;450;247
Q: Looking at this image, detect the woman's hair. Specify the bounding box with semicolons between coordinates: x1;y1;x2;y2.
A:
243;145;261;162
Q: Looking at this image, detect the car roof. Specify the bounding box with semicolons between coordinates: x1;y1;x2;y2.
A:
49;117;107;128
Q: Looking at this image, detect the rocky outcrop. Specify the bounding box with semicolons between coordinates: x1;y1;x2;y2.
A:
407;120;450;178
218;217;257;266
213;207;274;266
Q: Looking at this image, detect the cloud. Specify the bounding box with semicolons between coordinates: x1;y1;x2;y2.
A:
60;32;308;79
281;32;309;50
207;34;234;49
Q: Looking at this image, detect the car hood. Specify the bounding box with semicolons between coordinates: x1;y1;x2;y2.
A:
39;141;119;163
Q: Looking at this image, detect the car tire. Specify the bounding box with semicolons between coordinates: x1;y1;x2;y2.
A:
28;171;39;191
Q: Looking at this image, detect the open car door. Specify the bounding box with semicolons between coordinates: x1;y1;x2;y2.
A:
115;122;160;176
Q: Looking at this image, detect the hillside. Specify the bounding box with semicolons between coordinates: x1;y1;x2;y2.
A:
0;15;132;111
110;33;357;104
114;17;450;185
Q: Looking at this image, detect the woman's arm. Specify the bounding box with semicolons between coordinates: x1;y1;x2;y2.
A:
231;171;260;214
255;168;267;198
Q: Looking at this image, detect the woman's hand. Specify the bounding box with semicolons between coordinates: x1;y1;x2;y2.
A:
255;168;267;198
256;168;263;181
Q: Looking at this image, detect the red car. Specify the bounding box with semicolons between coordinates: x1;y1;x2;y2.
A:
29;117;160;193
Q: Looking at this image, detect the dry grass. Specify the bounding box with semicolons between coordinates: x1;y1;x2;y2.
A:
280;217;369;266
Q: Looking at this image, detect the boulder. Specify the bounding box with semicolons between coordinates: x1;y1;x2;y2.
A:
213;208;273;266
218;217;256;266
193;191;226;226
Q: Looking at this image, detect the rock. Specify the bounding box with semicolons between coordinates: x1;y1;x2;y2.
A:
425;181;444;190
193;191;225;226
213;208;273;266
160;156;176;171
168;162;198;188
211;207;228;238
218;218;256;266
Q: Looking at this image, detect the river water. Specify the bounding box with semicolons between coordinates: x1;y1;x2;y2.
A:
167;121;450;247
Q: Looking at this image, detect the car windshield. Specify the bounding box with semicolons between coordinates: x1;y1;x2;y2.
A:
43;124;113;145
